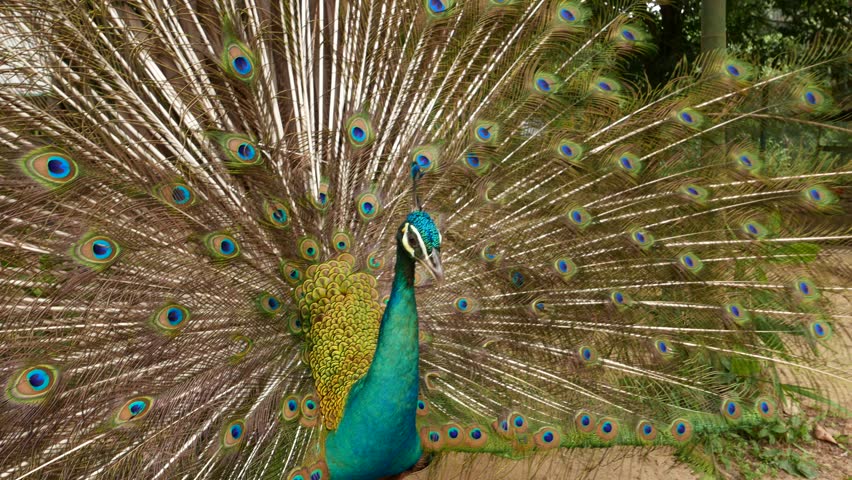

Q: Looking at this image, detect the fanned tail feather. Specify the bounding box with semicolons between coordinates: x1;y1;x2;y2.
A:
0;0;849;478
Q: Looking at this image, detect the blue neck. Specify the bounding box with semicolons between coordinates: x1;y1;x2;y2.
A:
325;245;422;479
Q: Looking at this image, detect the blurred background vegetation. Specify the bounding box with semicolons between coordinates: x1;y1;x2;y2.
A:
635;0;850;164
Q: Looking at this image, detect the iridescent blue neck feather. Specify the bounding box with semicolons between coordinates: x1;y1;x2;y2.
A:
325;243;422;479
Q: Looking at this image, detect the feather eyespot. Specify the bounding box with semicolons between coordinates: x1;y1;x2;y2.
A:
678;252;703;273
287;313;304;335
356;193;381;220
286;469;308;480
809;321;831;340
345;115;375;147
307;462;329;480
224;42;256;81
466;153;479;168
509;413;528;433
443;423;464;447
614;24;646;45
654;339;674;357
636;420;657;442
802;185;836;208
530;298;547;316
153;304;190;332
331;232;352;253
534;427;560;448
258;293;283;315
533;72;561;94
574;411;596;433
298;237;321;262
309;181;331;211
366;252;384;271
555;1;587;26
204;233;240;259
73;234;120;268
420;427;444;451
722;59;752;80
615;152;642;174
465;425;488;447
509;270;525;288
595;418;619;441
556;139;584;162
560;8;576;21
730;147;762;174
453;297;479;313
593;77;622;94
630;229;654;248
553;257;578;280
680;184;710;203
670;419;693;442
416;398;430;416
477;127;491;140
282;394;301;421
225;136;261;166
411;144;440;173
461;151;492;175
796;86;831;113
720;399;742;421
480;243;501;262
578;345;598;364
794;277;819;301
426;0;455;15
567;206;592;228
725;303;750;324
754;397;776;420
222;420;246;448
7;365;59;402
610;290;632;309
157;183;196;208
116;396;154;424
301;394;319;420
20;149;80;187
281;261;303;285
741;219;769;239
263;199;290;228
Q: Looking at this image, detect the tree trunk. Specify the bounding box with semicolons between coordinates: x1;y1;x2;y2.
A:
702;0;727;149
701;0;726;53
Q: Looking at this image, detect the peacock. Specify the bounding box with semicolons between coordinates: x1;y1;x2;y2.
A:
0;0;849;479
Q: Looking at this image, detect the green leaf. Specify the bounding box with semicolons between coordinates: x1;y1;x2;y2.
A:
777;459;796;475
794;459;818;479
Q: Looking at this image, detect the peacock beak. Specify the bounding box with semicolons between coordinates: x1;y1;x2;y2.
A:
419;248;443;283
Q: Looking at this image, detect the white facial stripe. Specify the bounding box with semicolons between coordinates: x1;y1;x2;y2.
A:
401;223;415;256
409;225;429;258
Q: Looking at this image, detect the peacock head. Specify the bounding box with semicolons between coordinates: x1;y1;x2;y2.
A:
399;211;443;281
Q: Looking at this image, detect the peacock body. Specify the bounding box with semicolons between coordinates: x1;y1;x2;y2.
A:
0;0;849;479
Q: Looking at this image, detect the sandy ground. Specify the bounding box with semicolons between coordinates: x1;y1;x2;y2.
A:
409;447;700;480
